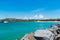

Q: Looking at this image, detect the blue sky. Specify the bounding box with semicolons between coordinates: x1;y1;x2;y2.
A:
0;0;60;19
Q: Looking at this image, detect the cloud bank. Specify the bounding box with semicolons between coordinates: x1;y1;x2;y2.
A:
0;8;60;19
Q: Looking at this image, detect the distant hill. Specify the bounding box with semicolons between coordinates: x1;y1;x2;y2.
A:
0;18;60;22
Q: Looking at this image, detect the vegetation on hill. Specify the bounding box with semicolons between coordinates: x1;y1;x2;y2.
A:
0;18;60;22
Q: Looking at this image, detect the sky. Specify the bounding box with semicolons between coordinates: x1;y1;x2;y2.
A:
0;0;60;19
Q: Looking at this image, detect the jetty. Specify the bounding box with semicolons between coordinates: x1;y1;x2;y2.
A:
20;24;60;40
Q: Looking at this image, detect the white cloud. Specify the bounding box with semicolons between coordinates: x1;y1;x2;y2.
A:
43;18;49;19
34;15;38;18
23;16;28;19
31;8;45;13
1;8;60;19
22;14;44;19
39;14;44;19
33;14;44;19
30;9;60;19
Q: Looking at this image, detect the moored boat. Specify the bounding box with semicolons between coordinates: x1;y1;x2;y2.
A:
4;21;8;23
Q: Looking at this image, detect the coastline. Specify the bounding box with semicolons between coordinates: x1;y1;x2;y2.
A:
0;18;60;22
36;21;60;22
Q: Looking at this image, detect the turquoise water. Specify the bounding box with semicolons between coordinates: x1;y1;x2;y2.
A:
0;22;59;40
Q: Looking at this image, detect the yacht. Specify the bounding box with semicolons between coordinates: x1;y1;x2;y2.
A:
4;21;8;23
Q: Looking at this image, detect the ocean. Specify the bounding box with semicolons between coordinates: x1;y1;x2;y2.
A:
0;22;59;40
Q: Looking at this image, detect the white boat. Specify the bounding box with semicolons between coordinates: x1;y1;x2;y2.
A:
4;21;8;23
